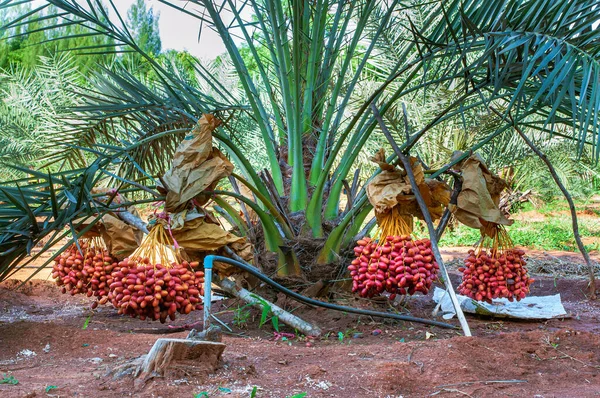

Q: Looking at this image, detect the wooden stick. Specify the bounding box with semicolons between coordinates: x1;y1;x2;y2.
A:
371;104;472;336
512;124;597;299
217;278;322;337
430;388;473;397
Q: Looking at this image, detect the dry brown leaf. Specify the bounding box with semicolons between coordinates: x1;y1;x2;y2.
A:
370;148;396;171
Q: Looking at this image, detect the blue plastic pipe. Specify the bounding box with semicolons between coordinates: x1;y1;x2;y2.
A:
203;255;214;330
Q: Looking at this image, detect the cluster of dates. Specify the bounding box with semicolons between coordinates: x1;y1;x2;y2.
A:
52;242;116;308
108;258;205;323
349;236;439;299
458;248;534;303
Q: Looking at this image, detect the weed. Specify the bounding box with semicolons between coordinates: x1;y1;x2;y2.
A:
82;314;91;330
0;374;18;385
485;322;506;331
234;296;280;332
233;306;251;328
543;336;560;349
249;294;280;332
336;328;359;343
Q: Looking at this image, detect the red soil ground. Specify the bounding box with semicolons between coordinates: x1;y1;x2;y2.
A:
1;252;599;398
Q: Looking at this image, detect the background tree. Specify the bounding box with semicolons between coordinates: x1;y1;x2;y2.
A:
126;0;161;57
0;0;599;290
0;2;115;71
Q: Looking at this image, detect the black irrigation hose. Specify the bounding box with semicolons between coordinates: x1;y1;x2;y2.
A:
206;255;457;330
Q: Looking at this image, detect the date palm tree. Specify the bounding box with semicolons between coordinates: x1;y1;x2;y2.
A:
1;0;600;283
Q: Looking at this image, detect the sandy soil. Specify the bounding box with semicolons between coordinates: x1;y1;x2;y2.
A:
1;250;600;398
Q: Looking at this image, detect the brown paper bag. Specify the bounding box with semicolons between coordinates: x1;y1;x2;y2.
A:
171;215;245;252
74;209;143;260
366;149;451;222
158;114;234;212
167;210;253;276
449;153;512;230
100;213;143;259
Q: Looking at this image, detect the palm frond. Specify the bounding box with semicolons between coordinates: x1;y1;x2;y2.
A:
0;133;171;282
412;0;600;159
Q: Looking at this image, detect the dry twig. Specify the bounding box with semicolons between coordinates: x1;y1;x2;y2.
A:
435;379;527;388
541;336;600;369
430;388;474;397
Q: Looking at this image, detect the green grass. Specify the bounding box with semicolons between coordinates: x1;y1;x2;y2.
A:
521;198;600;214
437;223;481;248
436;201;600;252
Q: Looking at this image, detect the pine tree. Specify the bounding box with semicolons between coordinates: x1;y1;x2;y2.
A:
127;0;161;57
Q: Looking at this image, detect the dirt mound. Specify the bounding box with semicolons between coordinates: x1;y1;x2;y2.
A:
371;330;600;397
0;279;63;297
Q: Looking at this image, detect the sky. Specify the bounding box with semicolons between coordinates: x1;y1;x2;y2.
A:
112;0;227;60
26;0;236;61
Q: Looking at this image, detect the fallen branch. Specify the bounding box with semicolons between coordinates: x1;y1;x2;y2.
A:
430;388;473;397
206;255;457;329
217;278;322;337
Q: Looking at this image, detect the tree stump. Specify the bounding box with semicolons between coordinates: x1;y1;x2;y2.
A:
135;338;226;380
